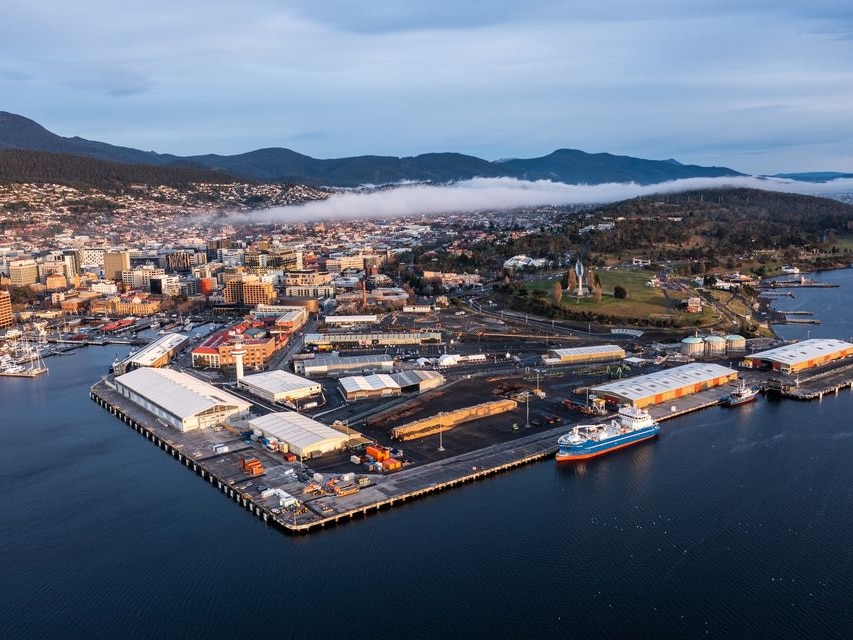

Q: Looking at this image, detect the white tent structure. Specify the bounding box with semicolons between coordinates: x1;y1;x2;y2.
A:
248;412;349;457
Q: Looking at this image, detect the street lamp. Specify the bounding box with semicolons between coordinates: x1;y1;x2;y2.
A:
437;419;445;452
524;391;531;428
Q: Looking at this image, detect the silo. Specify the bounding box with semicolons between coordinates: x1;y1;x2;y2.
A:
704;335;726;357
681;336;705;357
725;334;747;353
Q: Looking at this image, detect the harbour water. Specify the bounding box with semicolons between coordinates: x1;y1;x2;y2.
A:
2;272;853;638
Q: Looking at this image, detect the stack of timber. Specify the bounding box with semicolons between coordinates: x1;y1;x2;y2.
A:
391;399;518;441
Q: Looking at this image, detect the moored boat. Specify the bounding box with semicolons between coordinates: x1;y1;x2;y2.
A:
719;380;760;407
556;405;660;462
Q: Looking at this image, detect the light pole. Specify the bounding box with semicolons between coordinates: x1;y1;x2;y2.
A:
437;419;445;452
525;391;531;428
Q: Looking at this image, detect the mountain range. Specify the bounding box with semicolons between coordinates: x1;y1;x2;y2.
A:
0;111;748;187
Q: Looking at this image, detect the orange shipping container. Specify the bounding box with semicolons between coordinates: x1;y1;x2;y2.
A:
366;446;389;461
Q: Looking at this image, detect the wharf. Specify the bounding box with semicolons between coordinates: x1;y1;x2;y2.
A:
0;367;47;378
761;280;838;289
773;362;853;401
90;363;853;535
90;379;562;535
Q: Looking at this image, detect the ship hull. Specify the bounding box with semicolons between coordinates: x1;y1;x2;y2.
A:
556;426;660;462
720;394;757;407
720;386;760;407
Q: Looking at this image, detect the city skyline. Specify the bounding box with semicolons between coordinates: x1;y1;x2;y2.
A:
3;1;853;175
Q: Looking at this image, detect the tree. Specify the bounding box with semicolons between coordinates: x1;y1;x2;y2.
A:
614;285;628;299
594;285;602;304
553;281;563;303
567;269;578;293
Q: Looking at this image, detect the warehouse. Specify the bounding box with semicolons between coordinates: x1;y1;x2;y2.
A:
339;374;400;401
303;331;442;348
338;370;444;401
591;362;738;408
237;369;322;405
294;354;394;377
323;315;380;327
112;332;189;376
740;338;853;374
542;344;626;366
114;367;251;432
248;412;349;458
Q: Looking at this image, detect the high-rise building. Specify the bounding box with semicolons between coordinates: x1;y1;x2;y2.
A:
242;281;276;306
104;251;131;281
0;290;12;328
121;265;166;290
9;259;38;286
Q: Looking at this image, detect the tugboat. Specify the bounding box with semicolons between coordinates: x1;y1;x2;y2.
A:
719;379;761;407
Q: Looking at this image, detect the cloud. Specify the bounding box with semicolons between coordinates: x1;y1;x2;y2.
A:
2;1;853;172
235;176;853;224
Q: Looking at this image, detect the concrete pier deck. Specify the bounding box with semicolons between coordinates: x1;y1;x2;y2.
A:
90;362;853;535
90;379;565;534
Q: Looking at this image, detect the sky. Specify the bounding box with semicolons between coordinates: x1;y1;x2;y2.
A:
3;0;853;175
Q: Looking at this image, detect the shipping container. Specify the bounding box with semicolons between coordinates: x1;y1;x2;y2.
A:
350;455;363;465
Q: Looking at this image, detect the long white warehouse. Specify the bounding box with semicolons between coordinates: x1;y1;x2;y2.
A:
591;362;738;408
237;369;322;404
114;367;251;432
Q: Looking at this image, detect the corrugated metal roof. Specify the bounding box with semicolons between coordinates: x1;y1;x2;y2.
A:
127;333;188;366
115;368;251;419
239;369;320;395
391;369;444;387
309;354;394;367
550;345;626;358
248;412;348;450
748;338;853;366
339;374;400;393
592;363;736;402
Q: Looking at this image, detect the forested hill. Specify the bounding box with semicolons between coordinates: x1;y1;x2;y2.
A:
580;188;853;257
500;188;853;268
0;149;239;190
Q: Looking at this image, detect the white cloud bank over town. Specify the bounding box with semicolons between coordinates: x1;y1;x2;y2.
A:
241;176;853;224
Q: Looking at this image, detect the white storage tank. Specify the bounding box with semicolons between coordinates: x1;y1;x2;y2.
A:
681;336;705;356
725;334;747;353
704;335;726;356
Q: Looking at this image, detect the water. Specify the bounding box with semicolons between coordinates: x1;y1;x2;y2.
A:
2;276;853;639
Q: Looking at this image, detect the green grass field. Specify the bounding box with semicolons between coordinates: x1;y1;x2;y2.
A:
525;269;716;324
